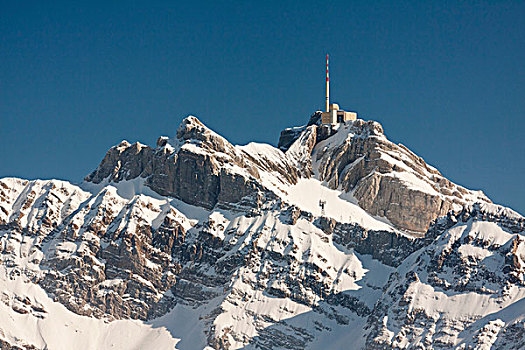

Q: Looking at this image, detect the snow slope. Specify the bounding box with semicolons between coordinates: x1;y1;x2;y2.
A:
0;177;400;349
0;260;178;349
284;178;394;231
0;115;523;349
368;212;525;349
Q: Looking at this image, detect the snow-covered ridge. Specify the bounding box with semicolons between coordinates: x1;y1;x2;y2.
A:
3;173;521;349
278;114;492;232
82;115;399;233
465;202;525;226
367;210;525;349
84;114;497;233
0;265;178;350
313;119;489;204
0;177;92;232
0;176;404;348
1;113;524;349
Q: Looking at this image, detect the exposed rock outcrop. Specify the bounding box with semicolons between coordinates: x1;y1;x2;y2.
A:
1;113;523;350
314;119;491;232
365;202;525;349
86;116;298;210
279;116;491;233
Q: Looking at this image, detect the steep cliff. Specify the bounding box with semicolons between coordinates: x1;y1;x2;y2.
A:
86;116;297;211
279;114;490;233
0;114;522;349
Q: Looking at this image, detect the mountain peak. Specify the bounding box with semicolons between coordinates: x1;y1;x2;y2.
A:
85;112;490;233
279;113;490;232
175;115;236;156
1;111;523;350
176;115;207;140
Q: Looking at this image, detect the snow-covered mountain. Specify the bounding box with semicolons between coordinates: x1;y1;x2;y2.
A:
0;114;523;349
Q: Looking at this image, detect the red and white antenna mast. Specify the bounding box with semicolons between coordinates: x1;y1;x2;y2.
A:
325;54;330;112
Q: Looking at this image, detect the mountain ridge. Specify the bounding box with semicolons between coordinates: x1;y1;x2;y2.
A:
84;113;491;233
0;113;523;349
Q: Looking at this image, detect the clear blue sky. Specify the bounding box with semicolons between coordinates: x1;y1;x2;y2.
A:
1;1;524;214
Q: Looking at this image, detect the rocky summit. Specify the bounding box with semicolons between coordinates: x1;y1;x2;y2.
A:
0;114;523;350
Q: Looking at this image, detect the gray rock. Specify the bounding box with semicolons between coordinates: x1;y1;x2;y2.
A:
311;119;490;232
86;116;297;211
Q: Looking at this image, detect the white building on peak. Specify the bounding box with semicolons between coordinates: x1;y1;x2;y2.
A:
321;54;357;125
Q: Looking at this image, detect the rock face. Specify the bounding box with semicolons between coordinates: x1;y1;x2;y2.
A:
365;203;525;349
88;114;489;233
0;114;523;349
86;116;297;210
0;177;410;348
279;117;490;233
